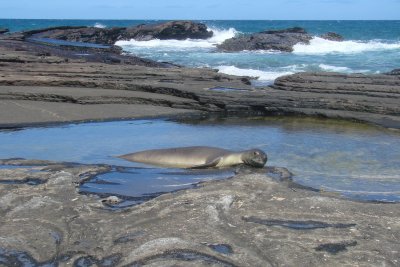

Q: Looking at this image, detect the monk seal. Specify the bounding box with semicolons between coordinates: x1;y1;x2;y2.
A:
118;146;267;169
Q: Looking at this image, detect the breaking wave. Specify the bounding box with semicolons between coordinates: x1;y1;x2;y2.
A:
94;22;106;28
293;37;400;55
115;27;238;49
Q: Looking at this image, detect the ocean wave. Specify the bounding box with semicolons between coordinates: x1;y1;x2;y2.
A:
115;27;238;49
318;64;351;72
217;65;294;83
94;22;106;28
293;37;400;55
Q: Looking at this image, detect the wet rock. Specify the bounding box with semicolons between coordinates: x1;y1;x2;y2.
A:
22;21;212;45
0;28;9;34
0;161;399;266
217;27;312;52
207;243;233;255
320;32;344;41
27;26;126;45
243;217;356;230
123;20;213;41
386;68;400;75
314;240;357;254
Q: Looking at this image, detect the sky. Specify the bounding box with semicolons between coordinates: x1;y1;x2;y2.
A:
1;0;400;20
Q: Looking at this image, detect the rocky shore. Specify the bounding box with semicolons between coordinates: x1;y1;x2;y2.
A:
0;159;398;266
0;22;399;266
0;35;399;129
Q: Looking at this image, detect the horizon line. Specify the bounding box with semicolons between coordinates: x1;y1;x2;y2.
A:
1;18;400;21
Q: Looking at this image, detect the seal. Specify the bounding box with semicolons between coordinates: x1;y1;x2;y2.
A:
118;146;267;169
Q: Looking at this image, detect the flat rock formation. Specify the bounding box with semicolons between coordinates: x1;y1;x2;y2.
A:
217;27;342;52
0;34;170;67
0;33;399;129
18;21;212;45
0;159;398;266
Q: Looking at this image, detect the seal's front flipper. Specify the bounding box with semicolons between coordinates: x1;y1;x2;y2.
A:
189;157;221;169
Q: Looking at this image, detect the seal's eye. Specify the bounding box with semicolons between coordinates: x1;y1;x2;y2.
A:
253;151;259;156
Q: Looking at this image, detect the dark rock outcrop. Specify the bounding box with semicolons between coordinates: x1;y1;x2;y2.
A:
0;28;9;34
217;27;312;52
21;21;213;45
123;20;213;41
217;27;345;52
320;32;344;41
26;26;125;45
386;68;400;75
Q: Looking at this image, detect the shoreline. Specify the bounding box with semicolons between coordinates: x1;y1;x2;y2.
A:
0;23;399;266
0;24;399;130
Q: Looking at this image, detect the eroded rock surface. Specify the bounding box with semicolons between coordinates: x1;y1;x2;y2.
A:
19;21;212;45
217;27;343;52
0;29;399;129
0;159;399;266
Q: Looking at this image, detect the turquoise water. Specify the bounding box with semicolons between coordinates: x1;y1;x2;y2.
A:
0;117;399;202
1;19;400;84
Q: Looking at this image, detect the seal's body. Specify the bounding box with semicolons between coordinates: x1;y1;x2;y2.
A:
118;146;267;168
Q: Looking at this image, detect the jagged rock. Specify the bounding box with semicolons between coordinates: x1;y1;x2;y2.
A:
123;20;213;41
26;26;126;45
0;28;9;34
320;32;344;41
217;27;313;52
22;21;213;45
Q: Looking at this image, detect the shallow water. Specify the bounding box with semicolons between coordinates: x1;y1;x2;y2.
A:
0;116;399;202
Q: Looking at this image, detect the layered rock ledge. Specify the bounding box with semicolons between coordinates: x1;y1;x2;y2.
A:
0;24;399;129
0;38;399;129
0;159;398;266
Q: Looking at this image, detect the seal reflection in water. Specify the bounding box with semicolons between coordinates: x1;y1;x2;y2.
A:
118;146;267;169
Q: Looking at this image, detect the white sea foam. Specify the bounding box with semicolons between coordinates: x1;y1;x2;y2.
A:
94;22;106;28
115;27;238;49
217;65;294;83
294;37;400;55
318;64;351;72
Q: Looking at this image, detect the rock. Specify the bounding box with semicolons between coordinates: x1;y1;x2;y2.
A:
21;21;213;45
26;26;126;45
0;37;399;129
386;68;400;75
320;32;344;41
123;20;213;41
217;27;312;52
0;28;9;34
261;27;307;34
0;160;399;266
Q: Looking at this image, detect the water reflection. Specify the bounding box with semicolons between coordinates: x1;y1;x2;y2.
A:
0;116;399;202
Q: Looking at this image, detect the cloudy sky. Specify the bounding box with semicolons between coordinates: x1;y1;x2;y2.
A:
1;0;399;20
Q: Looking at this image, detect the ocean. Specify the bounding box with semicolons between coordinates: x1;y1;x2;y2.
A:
2;19;400;84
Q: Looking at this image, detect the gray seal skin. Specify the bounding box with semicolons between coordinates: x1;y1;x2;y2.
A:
118;146;267;169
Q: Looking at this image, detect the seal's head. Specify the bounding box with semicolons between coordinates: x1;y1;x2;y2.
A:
241;149;267;168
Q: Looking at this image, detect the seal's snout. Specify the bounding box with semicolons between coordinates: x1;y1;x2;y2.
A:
244;149;268;168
